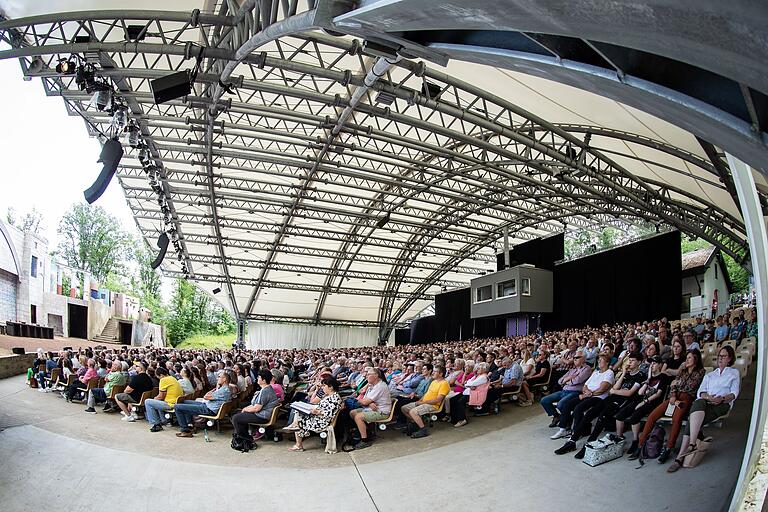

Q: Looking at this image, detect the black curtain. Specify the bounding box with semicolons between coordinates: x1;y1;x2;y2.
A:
473;317;506;339
542;231;681;330
395;328;411;346
434;288;473;341
497;233;564;271
410;315;435;344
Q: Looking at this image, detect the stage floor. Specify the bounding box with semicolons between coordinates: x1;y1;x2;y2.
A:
0;368;755;511
0;334;116;355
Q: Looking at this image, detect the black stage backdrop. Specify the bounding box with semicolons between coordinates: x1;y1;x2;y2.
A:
394;328;411;346
434;288;473;342
409;315;435;344
542;231;681;330
496;233;564;271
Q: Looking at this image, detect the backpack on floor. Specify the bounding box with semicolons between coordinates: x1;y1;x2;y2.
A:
231;433;255;453
638;423;665;466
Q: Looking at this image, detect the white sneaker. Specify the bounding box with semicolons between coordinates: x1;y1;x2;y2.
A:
125;415;136;422
551;428;569;440
38;387;47;393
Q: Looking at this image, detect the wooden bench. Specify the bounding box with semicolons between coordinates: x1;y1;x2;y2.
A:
198;400;235;433
129;388;158;418
247;405;283;441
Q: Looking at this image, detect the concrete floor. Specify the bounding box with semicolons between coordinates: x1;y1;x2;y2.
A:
0;370;753;511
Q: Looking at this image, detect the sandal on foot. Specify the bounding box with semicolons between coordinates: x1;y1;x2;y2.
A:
667;459;683;473
288;445;305;452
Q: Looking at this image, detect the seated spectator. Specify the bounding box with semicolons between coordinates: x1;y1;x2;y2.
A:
568;353;645;459
174;371;233;437
450;362;489;427
84;360;127;414
551;354;614;448
177;367;195;396
63;358;98;402
667;345;740;472
401;366;450;438
540;352;592;428
683;331;700;351
143;367;184;432
392;362;425;396
714;316;730;344
35;351;57;392
619;355;669;455
116;362;154;422
392;364;433;427
633;349;705;463
349;368;392;449
230;369;280;441
662;338;686;376
289;376;342;451
520;350;551;405
582;339;598;367
729;316;745;343
481;357;523;414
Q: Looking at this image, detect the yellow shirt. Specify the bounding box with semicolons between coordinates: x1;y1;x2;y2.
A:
159;376;183;407
421;379;450;411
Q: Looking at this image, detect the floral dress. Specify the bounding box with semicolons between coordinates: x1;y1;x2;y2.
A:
296;392;342;438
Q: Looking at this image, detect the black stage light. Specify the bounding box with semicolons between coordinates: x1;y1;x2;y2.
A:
55;58;76;75
212;287;221;295
150;232;170;269
84;138;123;203
91;87;112;111
375;212;390;229
150;70;191;104
124;123;141;147
126;25;147;41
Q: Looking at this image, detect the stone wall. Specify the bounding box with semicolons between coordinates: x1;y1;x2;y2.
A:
0;353;36;379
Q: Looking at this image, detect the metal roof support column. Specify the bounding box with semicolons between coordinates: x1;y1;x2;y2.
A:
724;153;768;512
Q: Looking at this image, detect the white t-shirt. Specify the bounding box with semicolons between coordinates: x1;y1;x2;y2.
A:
364;381;392;415
584;369;615;399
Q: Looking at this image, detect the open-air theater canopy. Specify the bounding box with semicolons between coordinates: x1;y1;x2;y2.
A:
0;1;766;507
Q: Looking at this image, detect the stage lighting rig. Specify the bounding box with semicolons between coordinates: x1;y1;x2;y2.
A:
55;58;76;74
124;122;141;147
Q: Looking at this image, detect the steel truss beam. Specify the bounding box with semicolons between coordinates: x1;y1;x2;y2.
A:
0;8;751;334
163;270;432;300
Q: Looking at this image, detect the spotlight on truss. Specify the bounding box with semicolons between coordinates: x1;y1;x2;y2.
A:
150;232;170;270
124;123;141;147
83;138;123;203
212;287;221;295
55;58;76;75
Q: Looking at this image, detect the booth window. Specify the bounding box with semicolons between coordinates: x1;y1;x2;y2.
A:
497;279;517;298
31;255;38;278
521;277;531;296
476;285;492;302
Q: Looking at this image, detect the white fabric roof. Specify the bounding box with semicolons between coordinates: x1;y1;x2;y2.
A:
0;0;756;328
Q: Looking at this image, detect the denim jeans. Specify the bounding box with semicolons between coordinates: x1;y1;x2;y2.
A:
174;400;213;431
540;389;579;417
144;399;172;426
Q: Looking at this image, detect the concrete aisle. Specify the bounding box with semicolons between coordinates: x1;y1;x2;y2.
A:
0;370;753;512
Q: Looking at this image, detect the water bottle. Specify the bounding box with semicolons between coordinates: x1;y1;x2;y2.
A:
204;429;210;443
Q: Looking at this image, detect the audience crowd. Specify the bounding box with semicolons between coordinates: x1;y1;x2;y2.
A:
29;305;756;472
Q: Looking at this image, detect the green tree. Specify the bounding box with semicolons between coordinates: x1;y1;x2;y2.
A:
56;202;131;284
165;278;236;346
6;206;44;233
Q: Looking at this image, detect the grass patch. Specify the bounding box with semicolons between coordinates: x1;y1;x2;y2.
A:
175;333;236;349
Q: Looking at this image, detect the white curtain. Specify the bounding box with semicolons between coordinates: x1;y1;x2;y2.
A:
247;321;380;350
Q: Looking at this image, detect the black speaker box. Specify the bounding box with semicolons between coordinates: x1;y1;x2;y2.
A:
150;71;191;104
150;232;170;269
11;347;25;355
84;138;123;203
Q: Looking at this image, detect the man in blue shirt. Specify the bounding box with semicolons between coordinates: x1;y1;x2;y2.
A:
174;372;232;437
481;357;523;414
714;316;730;343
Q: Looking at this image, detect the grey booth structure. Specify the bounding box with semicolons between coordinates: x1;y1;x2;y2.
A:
470;265;553;319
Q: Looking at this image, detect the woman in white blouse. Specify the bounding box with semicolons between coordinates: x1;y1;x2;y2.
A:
667;345;740;472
